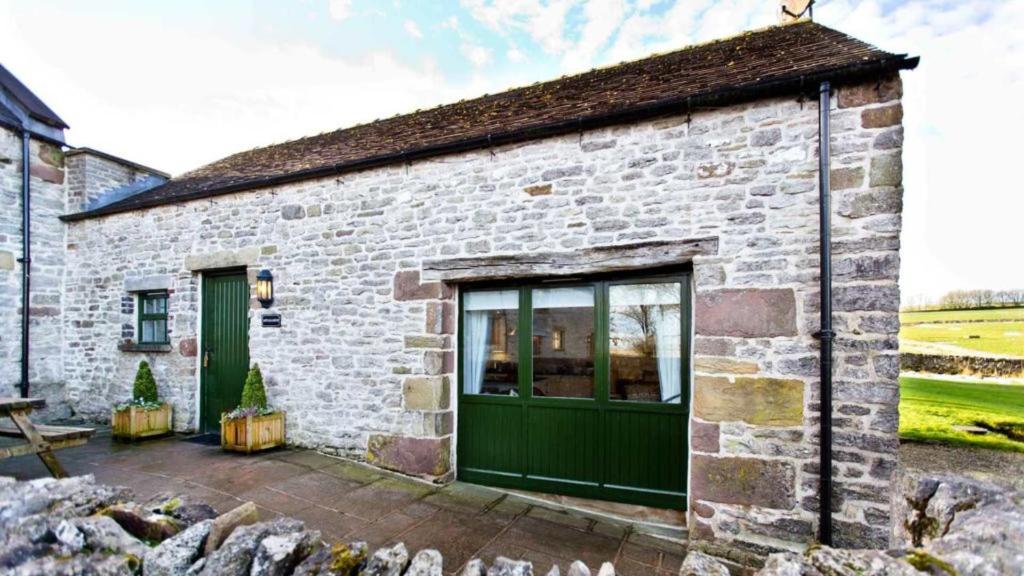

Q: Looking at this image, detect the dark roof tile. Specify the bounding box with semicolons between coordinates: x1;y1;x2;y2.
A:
65;21;916;221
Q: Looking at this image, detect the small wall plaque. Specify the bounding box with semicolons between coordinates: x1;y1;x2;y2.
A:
261;313;282;328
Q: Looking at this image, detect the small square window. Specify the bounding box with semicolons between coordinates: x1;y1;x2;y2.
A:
138;292;169;344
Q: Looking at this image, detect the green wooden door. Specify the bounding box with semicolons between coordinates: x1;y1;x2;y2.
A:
457;273;689;509
200;271;250;433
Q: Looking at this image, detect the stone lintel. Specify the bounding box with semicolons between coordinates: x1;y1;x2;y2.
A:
694;375;804;426
420;237;718;283
184;247;260;271
367;434;451;478
124;274;173;293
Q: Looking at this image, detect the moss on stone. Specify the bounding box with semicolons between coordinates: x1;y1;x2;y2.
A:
905;550;958;575
328;542;367;574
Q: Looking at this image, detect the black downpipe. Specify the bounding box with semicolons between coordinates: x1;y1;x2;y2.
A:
19;130;31;398
817;81;834;545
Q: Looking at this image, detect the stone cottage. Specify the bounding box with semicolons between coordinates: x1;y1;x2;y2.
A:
1;19;916;563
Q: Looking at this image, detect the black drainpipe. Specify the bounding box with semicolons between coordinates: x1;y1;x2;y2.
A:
18;129;31;398
816;80;834;546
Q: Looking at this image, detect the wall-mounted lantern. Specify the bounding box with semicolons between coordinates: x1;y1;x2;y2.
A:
256;269;274;308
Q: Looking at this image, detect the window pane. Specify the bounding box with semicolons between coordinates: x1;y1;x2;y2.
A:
463;290;519;395
532;286;595;399
155;320;167;342
609;283;682;403
142;320;155;343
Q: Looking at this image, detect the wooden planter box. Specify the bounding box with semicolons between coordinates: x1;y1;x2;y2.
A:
221;412;285;453
112;403;172;441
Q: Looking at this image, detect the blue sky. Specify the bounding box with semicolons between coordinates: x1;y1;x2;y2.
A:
0;0;1022;301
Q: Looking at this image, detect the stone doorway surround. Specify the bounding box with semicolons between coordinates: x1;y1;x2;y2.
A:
374;239;720;501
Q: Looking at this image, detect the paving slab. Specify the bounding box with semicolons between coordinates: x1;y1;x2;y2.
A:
0;430;686;574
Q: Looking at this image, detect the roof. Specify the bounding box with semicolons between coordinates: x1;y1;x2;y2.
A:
64;20;917;222
0;63;69;129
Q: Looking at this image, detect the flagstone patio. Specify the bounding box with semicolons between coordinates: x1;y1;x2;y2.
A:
0;430;686;575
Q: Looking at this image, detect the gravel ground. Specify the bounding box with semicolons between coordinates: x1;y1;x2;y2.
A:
901;441;1024;490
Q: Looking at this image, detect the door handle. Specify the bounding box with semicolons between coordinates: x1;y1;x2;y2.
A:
203;350;211;368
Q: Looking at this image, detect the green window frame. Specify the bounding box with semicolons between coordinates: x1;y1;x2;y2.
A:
137;291;169;344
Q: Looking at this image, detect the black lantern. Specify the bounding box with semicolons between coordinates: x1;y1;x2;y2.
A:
256;269;274;308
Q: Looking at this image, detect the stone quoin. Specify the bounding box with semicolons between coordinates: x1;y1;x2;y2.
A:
0;20;917;565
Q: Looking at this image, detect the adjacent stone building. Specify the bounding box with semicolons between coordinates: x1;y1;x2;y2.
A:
0;20;916;564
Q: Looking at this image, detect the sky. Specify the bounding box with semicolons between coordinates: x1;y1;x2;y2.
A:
0;0;1021;303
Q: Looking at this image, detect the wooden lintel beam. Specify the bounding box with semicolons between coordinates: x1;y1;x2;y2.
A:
421;237;718;283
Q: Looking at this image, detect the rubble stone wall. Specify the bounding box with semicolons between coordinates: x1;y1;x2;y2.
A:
61;76;907;554
0;126;68;418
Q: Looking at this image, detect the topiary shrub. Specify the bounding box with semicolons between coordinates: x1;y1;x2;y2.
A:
133;361;159;403
240;364;268;410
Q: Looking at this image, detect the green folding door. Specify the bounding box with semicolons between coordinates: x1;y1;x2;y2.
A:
457;272;689;509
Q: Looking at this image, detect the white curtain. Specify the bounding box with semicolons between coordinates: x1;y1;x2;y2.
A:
463;290;517;394
652;305;682;404
463;310;491;394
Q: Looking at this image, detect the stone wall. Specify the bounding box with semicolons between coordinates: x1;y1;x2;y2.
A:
901;352;1024;378
64;149;162;213
0;126;69;418
61;76;907;554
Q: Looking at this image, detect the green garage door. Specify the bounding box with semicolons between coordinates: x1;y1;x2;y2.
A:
457;272;689;509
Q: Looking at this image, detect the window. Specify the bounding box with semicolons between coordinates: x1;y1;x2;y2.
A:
138;292;169;344
531;286;595;398
461;276;686;404
608;282;683;403
462;290;519;395
551;328;565;352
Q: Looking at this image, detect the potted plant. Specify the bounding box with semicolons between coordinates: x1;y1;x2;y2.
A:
221;364;285;453
112;360;173;440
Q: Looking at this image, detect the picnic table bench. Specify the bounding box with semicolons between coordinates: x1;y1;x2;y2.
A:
0;397;95;478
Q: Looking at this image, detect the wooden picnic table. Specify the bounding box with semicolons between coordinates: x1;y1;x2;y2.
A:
0;397;95;478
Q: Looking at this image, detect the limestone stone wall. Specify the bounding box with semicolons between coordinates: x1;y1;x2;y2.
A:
64;149;162;212
62;76;906;554
0;126;68;417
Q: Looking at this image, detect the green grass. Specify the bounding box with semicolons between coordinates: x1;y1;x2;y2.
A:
900;376;1024;452
901;307;1024;324
900;320;1024;357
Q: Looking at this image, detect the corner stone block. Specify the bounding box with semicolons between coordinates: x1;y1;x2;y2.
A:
690;418;720;453
394;270;450;301
838;76;901;109
403;376;450;410
695;288;797;338
694;356;759;375
694;375;804;426
0;250;13;271
690;454;796;509
425;301;455;335
367;434;451;478
179;337;198;357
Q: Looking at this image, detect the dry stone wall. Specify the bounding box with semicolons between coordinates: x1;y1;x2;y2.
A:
61;76;906;555
0;126;69;418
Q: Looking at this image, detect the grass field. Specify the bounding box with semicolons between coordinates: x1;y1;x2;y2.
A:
900;376;1024;452
899;307;1024;358
900;307;1024;324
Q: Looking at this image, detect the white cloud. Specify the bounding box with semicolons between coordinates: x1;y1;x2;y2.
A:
506;45;526;63
461;0;578;54
328;0;352;21
0;3;470;174
561;0;630;72
404;19;423;39
441;15;459;30
461;42;493;67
